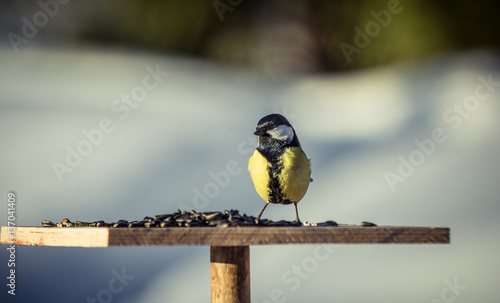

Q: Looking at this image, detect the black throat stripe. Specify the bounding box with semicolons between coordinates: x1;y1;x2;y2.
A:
257;142;292;205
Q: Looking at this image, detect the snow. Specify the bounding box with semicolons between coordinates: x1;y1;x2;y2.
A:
1;46;499;303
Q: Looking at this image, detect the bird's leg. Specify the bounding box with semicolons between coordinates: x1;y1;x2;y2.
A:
257;202;270;220
294;202;301;222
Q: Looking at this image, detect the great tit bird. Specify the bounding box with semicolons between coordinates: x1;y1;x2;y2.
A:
248;113;312;222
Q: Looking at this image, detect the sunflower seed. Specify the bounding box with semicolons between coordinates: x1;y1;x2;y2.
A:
74;221;90;227
204;212;221;221
41;220;56;227
43;209;351;229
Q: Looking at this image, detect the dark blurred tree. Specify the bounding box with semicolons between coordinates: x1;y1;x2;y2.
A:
3;0;499;73
79;0;218;54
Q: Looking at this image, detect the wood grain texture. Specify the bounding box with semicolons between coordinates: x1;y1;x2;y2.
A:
211;246;250;303
0;226;109;247
1;226;450;247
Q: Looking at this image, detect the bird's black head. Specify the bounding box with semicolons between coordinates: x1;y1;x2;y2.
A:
254;113;300;149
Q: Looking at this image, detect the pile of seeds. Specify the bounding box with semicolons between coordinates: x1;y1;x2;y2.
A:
42;209;344;228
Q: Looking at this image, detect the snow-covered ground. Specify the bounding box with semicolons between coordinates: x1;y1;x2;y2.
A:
1;46;499;303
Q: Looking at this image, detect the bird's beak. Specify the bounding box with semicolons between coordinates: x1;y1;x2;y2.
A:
254;130;266;136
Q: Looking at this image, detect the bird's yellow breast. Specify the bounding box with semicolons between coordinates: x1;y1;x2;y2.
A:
248;150;271;202
248;147;311;203
278;147;311;203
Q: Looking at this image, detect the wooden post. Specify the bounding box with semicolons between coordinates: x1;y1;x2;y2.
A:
210;246;250;303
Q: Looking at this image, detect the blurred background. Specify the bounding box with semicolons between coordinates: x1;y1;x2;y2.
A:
1;0;500;302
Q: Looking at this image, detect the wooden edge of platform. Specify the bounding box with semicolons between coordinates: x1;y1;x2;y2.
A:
1;226;450;247
1;226;110;247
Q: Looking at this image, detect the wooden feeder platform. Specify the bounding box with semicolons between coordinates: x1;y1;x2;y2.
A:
1;225;450;303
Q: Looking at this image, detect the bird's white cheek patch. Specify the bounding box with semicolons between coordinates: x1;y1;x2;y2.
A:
268;125;294;143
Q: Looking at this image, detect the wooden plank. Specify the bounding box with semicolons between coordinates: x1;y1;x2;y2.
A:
1;226;449;247
211;246;250;303
0;226;109;247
